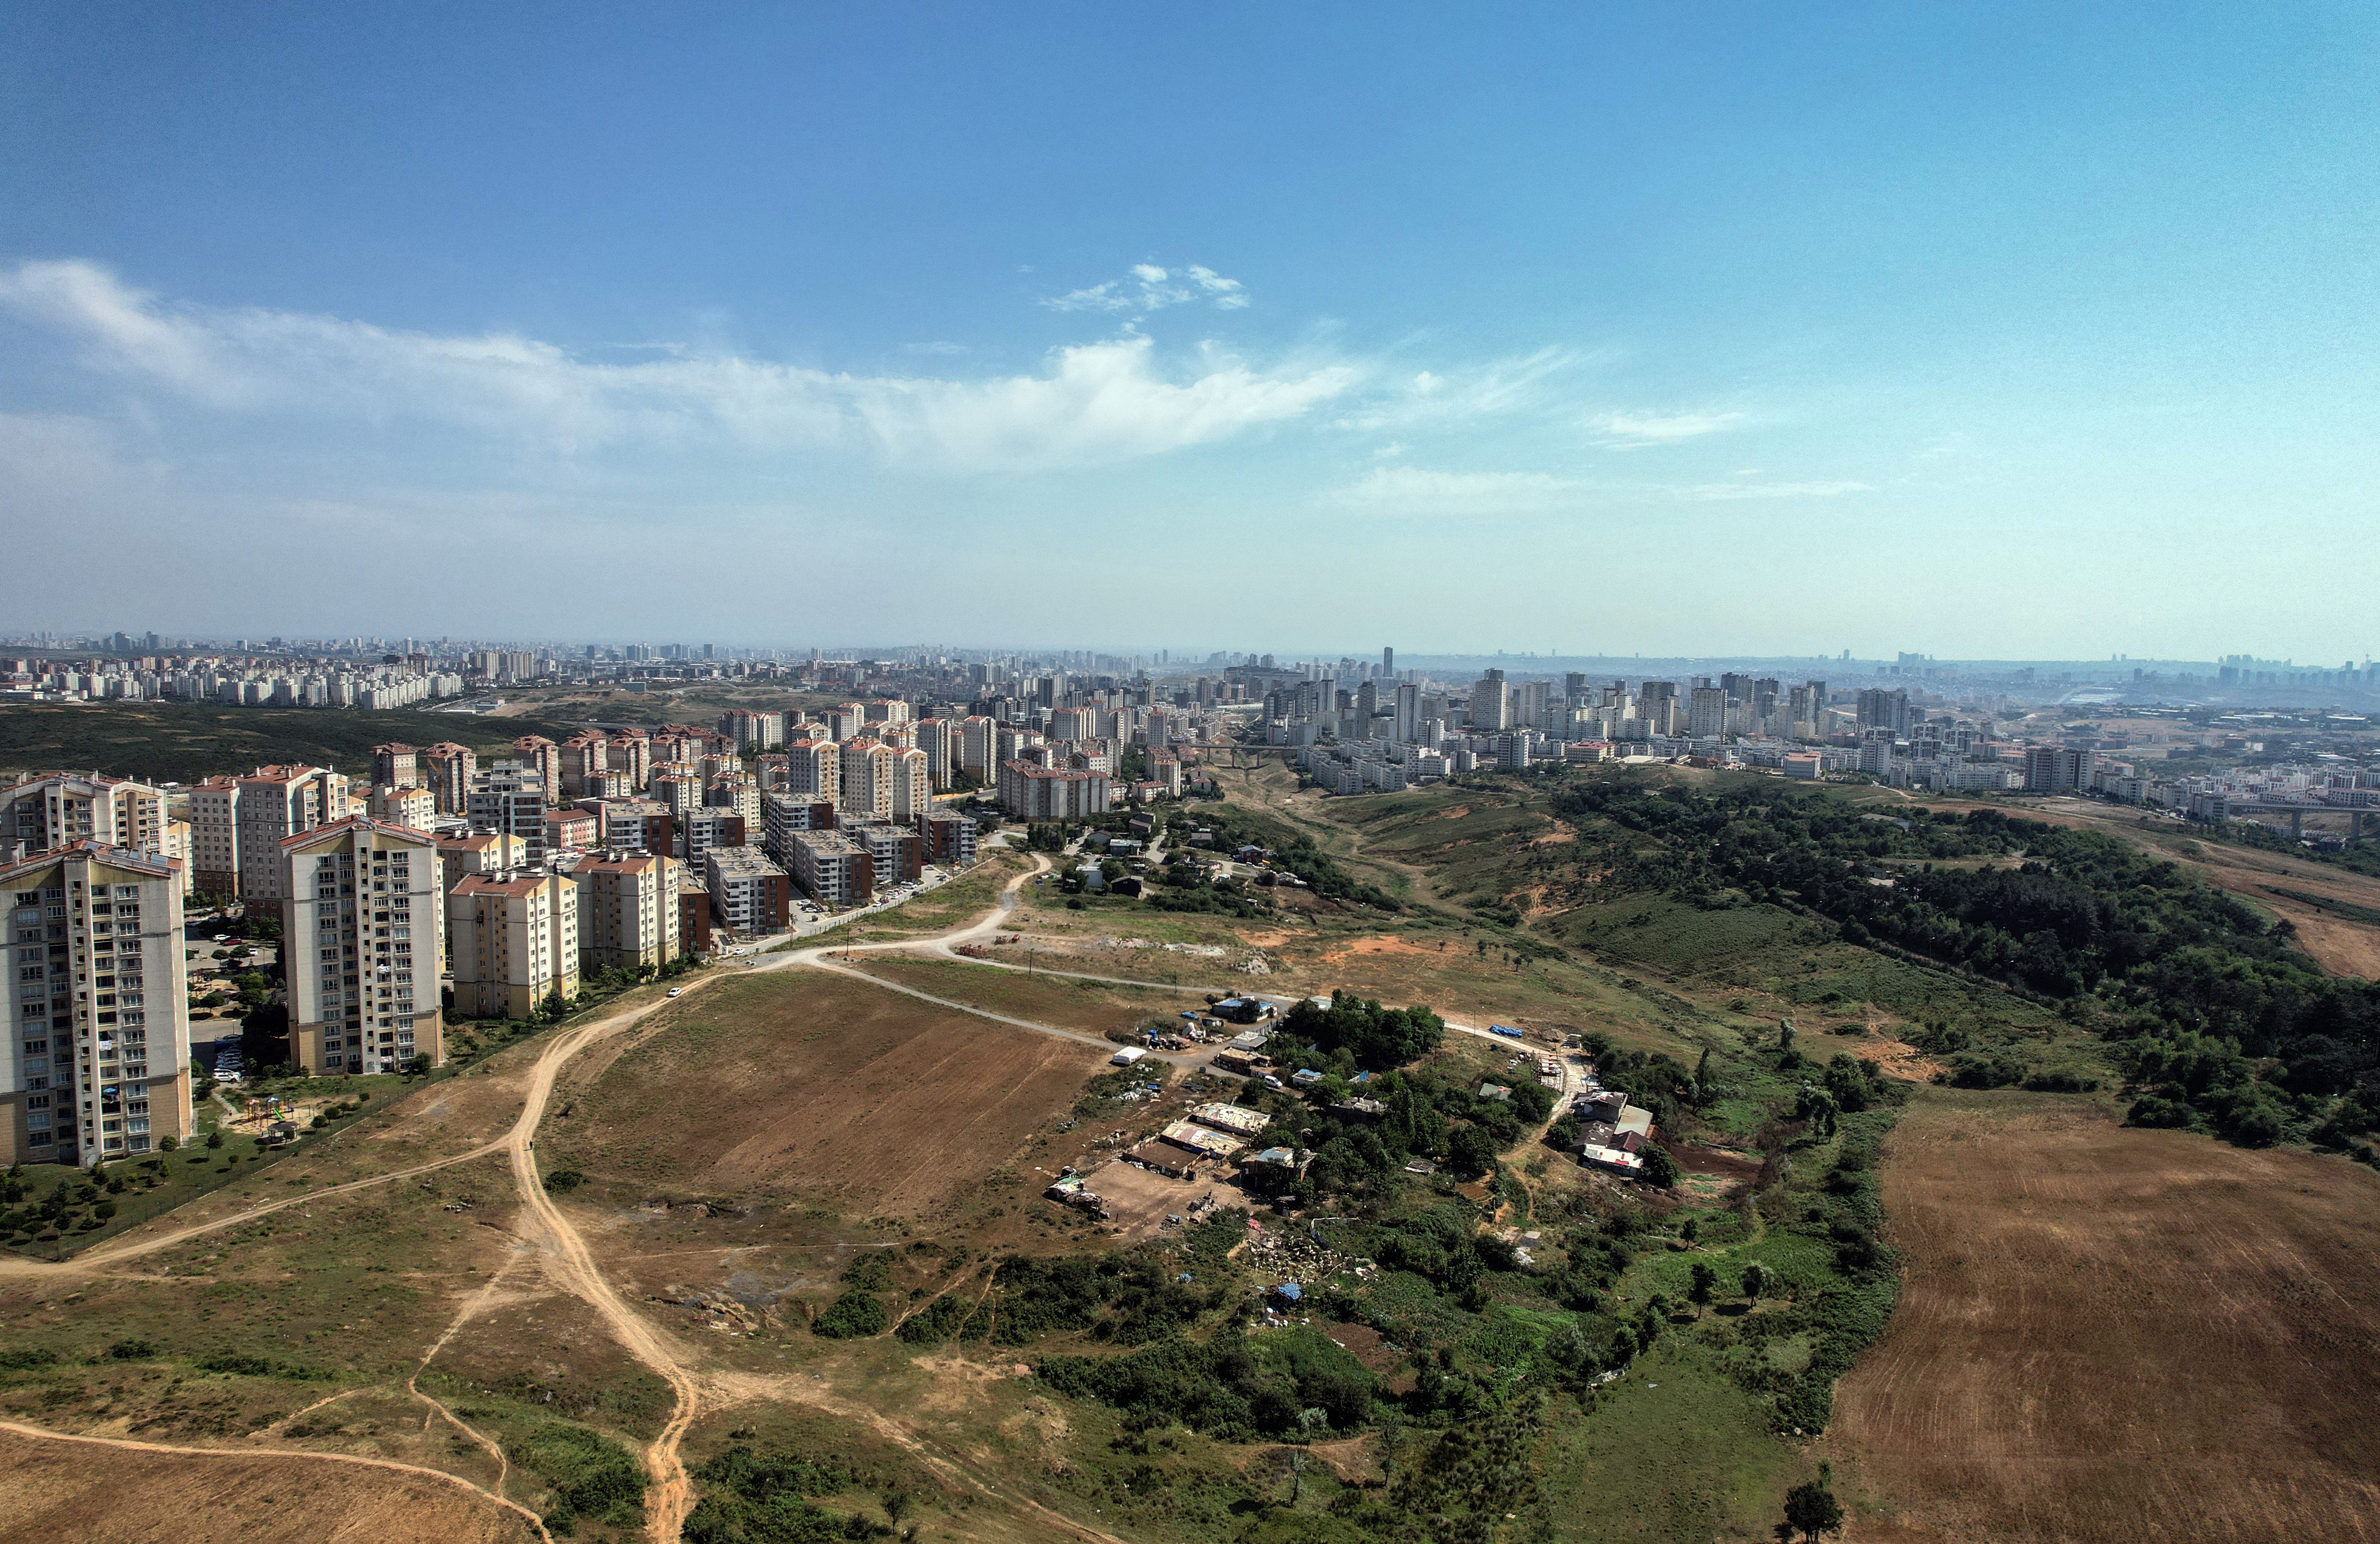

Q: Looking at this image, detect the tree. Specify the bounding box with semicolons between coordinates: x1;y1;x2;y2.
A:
204;1131;224;1150
1447;1123;1500;1179
1794;1084;1840;1139
1782;1477;1844;1543
1688;1262;1717;1305
1640;1143;1679;1188
1741;1262;1768;1300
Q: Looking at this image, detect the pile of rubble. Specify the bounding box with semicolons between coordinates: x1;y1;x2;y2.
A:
1244;1224;1354;1285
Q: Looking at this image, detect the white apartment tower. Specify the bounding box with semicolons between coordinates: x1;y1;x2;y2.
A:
838;738;894;822
282;817;445;1075
3;842;194;1165
889;747;932;823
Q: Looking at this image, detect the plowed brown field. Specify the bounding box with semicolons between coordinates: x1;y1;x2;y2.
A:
1827;1089;2380;1544
550;971;1105;1215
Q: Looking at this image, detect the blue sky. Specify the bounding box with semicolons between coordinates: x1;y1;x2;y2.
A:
2;3;2374;657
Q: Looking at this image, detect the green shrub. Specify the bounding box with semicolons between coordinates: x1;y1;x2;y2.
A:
510;1423;646;1517
811;1291;888;1339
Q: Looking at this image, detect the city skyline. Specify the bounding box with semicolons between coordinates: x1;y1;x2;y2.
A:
5;7;2376;656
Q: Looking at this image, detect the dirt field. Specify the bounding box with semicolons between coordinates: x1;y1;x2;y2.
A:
0;1427;539;1543
547;971;1109;1217
1826;1089;2380;1544
1067;1157;1227;1242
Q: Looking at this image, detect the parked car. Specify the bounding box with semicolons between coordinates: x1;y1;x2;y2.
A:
666;987;681;998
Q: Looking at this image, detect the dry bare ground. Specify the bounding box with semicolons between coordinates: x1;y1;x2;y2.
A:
554;971;1106;1216
1826;1089;2380;1544
0;1424;542;1543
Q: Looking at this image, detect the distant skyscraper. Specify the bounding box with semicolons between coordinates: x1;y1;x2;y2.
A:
1382;646;1394;676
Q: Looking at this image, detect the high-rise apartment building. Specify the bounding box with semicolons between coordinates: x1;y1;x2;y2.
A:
720;709;785;751
606;731;650;793
1;773;168;860
468;762;550;855
235;765;349;921
511;737;563;799
368;784;437;829
283;817;444;1075
889;748;931;823
575;851;682;972
913;718;955;790
2023;745;2096;794
422;742;477;815
186;776;241;896
585;799;673;856
838;739;894;821
2;842;193;1165
789;830;873;907
1856;688;1912;736
449;868;578;1020
1469;672;1510;733
371;743;420;789
996;761;1111;819
1688;687;1729;739
674;807;746;867
560;733;609;798
782;738;840;805
958;716;997;777
704;847;790;934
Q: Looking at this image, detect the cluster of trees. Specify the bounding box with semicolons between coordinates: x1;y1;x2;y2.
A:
1277;990;1446;1069
1553;778;2380;1144
1037;1323;1377;1440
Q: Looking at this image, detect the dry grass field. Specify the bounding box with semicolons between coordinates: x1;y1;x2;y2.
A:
0;1428;540;1544
545;971;1109;1216
1826;1088;2380;1544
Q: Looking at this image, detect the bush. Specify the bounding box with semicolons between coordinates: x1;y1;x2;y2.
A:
510;1423;646;1518
542;1169;586;1194
104;1339;159;1360
811;1291;888;1339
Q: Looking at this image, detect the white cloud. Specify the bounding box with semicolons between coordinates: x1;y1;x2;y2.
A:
1675;479;1870;500
1329;466;1585;514
1041;261;1250;315
1589;408;1748;448
1330;348;1581;433
1326;464;1871;514
0;260;1349;473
